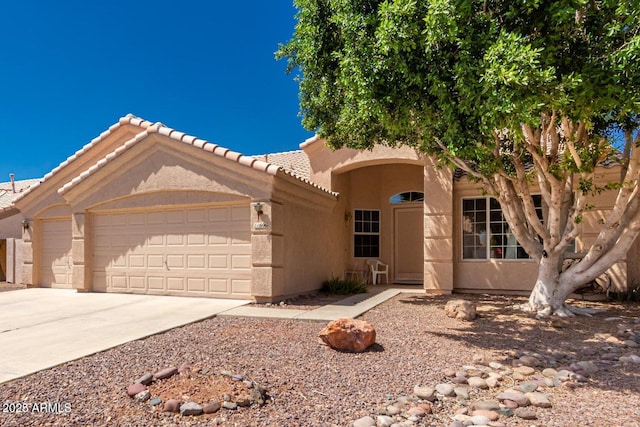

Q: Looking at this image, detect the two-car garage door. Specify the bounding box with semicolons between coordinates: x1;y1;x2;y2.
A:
93;204;252;298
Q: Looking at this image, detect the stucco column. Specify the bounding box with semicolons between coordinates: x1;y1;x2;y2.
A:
250;200;285;302
71;212;90;292
423;156;454;293
21;219;34;286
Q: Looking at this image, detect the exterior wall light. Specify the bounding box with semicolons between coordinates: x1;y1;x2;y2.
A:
21;219;30;231
253;202;263;216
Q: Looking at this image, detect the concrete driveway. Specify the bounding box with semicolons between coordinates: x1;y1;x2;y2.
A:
0;288;250;384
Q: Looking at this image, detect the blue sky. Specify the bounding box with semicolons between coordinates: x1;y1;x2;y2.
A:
0;1;311;181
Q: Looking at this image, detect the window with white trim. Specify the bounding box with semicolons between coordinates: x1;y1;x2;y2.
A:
462;195;542;260
354;209;380;258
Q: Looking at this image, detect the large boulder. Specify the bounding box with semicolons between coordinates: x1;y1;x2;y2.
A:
444;299;477;321
318;318;376;352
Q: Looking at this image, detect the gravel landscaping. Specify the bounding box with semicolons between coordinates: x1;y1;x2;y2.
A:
1;292;639;426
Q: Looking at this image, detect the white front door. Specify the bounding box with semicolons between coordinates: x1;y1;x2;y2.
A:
393;206;423;283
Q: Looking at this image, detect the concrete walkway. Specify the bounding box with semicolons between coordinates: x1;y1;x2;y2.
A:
218;287;417;321
0;285;421;384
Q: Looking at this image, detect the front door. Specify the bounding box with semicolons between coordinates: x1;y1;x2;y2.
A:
393;206;423;283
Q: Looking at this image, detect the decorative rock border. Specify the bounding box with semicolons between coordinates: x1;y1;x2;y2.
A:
126;363;267;417
353;316;640;427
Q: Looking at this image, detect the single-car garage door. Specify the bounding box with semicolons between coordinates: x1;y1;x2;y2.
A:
93;204;252;298
40;218;73;288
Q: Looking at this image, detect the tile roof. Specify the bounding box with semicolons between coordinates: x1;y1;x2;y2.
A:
251;150;311;180
57;115;337;197
0;178;40;213
12;114;154;205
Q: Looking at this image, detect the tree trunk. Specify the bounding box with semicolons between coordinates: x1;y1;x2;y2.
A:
526;253;578;317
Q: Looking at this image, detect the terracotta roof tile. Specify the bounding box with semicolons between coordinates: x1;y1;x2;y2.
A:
58;115;336;197
252;150;311;180
12;114;153;205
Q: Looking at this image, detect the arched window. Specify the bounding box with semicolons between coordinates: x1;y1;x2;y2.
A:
389;191;424;204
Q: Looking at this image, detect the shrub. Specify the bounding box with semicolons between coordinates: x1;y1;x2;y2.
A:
321;276;368;295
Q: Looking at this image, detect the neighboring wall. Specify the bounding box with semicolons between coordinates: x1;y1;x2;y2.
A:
0;212;23;239
4;238;23;283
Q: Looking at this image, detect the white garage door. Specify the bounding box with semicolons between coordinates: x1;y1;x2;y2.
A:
93;204;252;298
40;219;73;288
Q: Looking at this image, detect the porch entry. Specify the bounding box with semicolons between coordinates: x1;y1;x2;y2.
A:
392;206;423;284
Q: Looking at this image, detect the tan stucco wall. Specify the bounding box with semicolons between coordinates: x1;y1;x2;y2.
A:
62;136;273;210
303;139;423;190
253;172;339;301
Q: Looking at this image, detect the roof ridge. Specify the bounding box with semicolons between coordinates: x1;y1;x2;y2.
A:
251;149;304;156
13;114;152;205
57;118;293;195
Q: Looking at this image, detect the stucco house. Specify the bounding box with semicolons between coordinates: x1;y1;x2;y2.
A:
2;114;637;300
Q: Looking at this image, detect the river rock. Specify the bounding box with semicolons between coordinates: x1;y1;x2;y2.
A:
386;404;402;415
353;416;376;427
519;381;539;393
135;373;153;385
180;402;203;416
519;355;542;367
470;415;491;425
471;409;500;421
526;392;552;408
318;318;376;352
571;361;599;374
134;390;150;402
413;385;436;401
154;366;178;380
436;383;455;396
471;400;500;411
454;387;469;399
376;415;394;427
203;402;221;413
163;399;180;413
126;383;146;397
496;389;530;407
513;366;535;376
467;376;488;389
514;407;537;420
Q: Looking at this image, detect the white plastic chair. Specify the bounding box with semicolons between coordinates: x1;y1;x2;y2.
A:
366;259;389;285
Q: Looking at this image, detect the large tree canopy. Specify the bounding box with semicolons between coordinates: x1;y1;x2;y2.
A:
278;0;640;317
